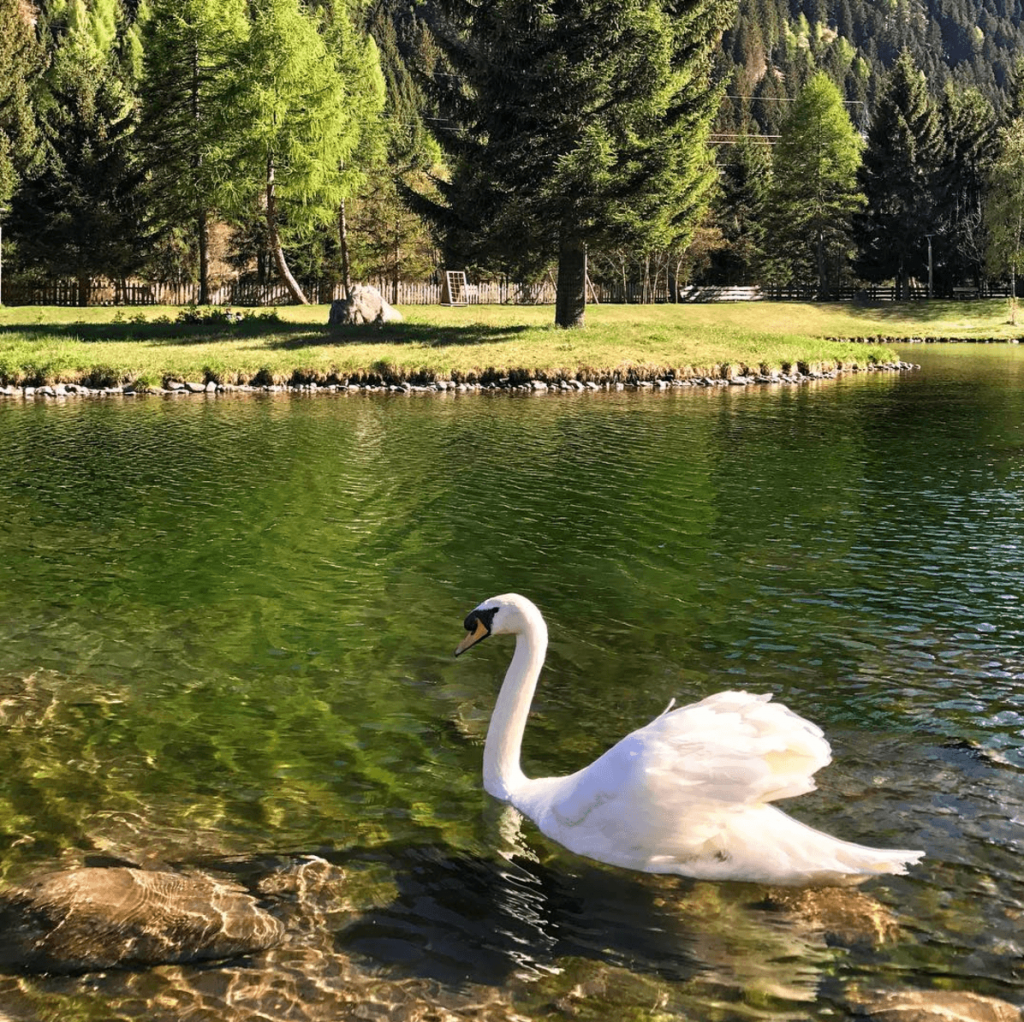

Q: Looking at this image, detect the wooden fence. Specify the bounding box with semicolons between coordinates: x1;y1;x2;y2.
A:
761;284;1016;302
2;276;1016;307
1;277;564;308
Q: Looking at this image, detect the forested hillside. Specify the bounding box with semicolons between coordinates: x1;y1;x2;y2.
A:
719;0;1024;135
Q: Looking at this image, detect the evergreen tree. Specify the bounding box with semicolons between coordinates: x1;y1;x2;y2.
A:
935;85;996;291
10;0;149;302
985;118;1024;318
0;0;41;211
417;0;734;328
765;72;864;294
1005;57;1024;124
854;51;943;299
137;0;249;303
708;134;769;283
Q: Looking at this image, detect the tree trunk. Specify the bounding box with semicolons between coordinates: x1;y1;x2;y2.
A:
392;230;400;306
816;224;827;299
266;155;309;305
338;199;352;300
76;273;90;308
198;209;210;306
555;237;587;329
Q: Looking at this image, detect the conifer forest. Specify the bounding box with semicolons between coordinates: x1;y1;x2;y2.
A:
0;0;1022;326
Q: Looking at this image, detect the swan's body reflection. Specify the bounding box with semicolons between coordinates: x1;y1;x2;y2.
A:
337;803;885;1007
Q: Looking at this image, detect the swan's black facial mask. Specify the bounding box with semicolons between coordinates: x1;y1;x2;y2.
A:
455;607;499;657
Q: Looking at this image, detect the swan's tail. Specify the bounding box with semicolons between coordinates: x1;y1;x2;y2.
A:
651;805;924;886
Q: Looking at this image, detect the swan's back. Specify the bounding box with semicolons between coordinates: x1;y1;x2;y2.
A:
513;691;924;885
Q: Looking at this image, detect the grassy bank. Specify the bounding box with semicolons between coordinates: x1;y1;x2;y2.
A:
0;299;1017;389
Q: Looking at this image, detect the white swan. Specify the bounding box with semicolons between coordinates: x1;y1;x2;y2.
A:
455;593;924;886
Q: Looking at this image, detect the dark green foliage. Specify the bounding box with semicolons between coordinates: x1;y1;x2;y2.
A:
718;0;1024;141
416;0;734;327
0;0;41;210
854;52;944;298
368;0;439;171
934;85;997;291
705;135;769;283
136;0;250;303
9;0;152;301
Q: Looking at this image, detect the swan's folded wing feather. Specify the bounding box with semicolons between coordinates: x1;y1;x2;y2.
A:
549;690;832;825
637;690;832;804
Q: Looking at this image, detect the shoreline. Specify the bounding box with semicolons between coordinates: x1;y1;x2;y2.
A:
0;358;918;400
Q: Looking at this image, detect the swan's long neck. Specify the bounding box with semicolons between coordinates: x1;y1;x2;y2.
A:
483;610;548;802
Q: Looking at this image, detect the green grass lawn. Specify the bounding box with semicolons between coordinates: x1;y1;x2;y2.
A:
0;299;1018;388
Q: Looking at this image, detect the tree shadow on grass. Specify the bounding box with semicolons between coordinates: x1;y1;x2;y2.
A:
0;320;319;347
266;322;535;350
837;299;1007;328
0;320;534;349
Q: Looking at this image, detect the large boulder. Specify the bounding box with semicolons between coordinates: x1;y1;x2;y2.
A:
0;867;285;973
328;285;403;326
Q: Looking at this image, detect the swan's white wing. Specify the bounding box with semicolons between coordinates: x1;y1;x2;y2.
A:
638;689;832;805
515;691;839;876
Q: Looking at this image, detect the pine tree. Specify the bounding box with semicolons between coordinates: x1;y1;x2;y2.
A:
935;85;996;291
10;0;149;302
0;0;41;211
417;0;734;328
137;0;250;303
1005;57;1024;124
708;134;769;283
765;71;864;294
854;51;944;299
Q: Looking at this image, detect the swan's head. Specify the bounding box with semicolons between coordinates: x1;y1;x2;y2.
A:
454;593;541;656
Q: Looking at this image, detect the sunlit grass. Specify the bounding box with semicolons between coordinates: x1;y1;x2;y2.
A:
0;299;1016;387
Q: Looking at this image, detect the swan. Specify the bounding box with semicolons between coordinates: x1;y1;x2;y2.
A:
455;593;924;886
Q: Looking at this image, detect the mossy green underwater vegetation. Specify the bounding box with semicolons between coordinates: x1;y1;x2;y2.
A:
0;300;1019;389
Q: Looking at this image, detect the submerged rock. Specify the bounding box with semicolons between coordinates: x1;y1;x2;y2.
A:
0;867;285;973
764;886;899;946
851;990;1022;1022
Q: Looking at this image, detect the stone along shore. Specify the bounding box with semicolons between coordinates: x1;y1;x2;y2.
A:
0;360;918;400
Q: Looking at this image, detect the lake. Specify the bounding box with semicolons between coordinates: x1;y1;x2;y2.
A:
0;343;1022;1020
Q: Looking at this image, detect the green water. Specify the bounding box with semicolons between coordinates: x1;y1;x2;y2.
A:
1;345;1023;1020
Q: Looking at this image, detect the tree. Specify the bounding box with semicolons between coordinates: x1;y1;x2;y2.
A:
985;118;1024;322
934;85;996;292
854;51;944;300
706;134;769;284
137;0;250;303
0;0;41;211
320;2;387;298
765;72;864;295
222;0;383;304
417;0;733;328
1004;56;1024;125
9;0;150;303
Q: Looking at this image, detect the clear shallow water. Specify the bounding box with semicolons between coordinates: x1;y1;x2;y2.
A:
1;345;1024;1019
